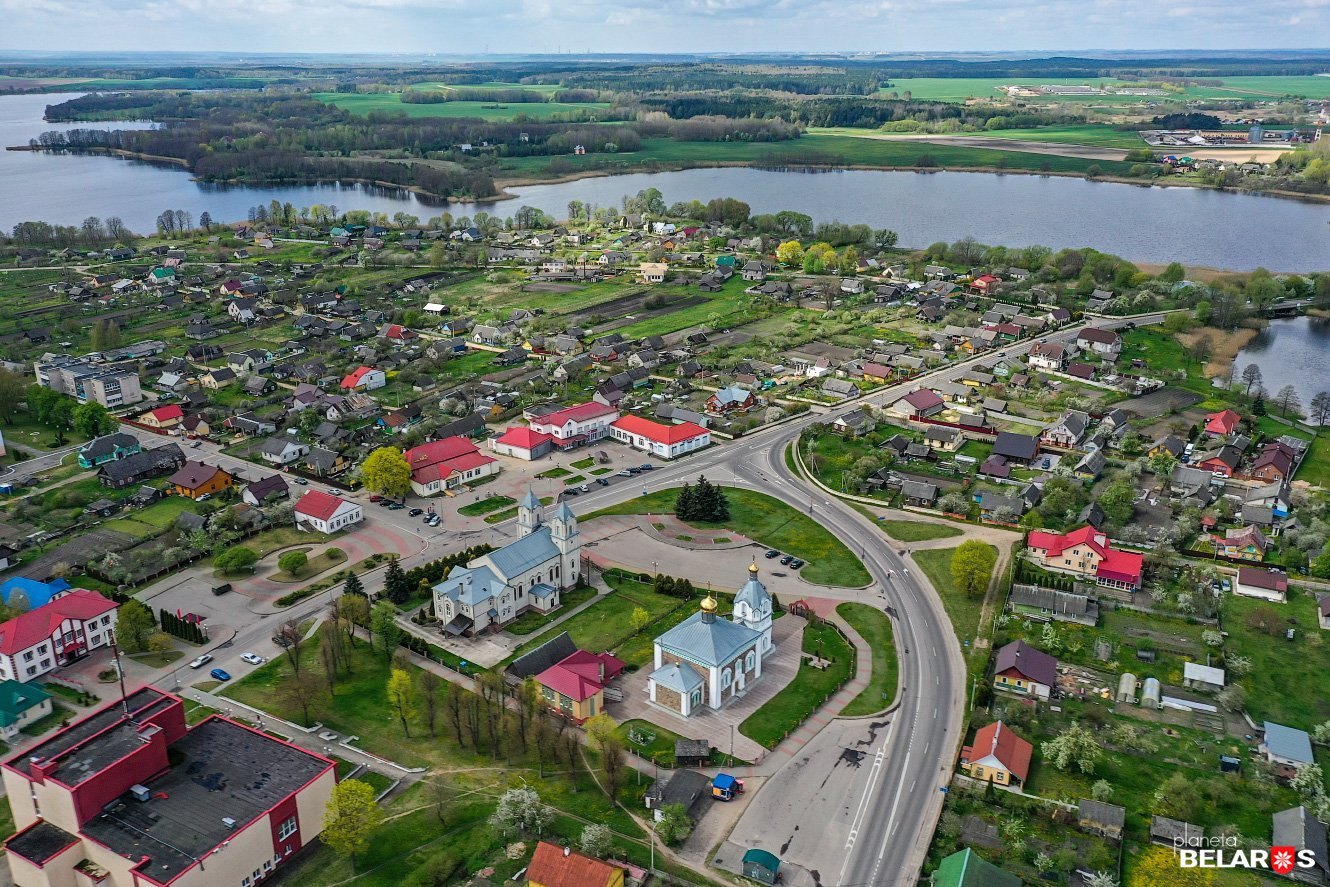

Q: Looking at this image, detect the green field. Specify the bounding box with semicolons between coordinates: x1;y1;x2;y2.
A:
1223;588;1330;727
498;134;1137;180
316;92;610;121
812;123;1145;149
912;545;997;674
879;520;963;542
586;487;871;587
740;621;854;748
837;603;898;716
1296;434;1330;484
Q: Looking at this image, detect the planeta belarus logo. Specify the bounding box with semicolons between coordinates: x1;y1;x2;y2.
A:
1271;847;1297;875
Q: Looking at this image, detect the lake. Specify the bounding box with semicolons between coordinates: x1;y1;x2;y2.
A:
2;92;1329;271
1233;316;1330;421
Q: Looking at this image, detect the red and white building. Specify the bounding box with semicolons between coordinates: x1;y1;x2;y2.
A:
1204;409;1241;437
138;403;184;430
0;590;118;684
490;427;556;461
2;687;336;887
609;415;710;460
340;366;386;391
1025;525;1144;591
404;437;499;496
528;402;619;449
293;489;363;534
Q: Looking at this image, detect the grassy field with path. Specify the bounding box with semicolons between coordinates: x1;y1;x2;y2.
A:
879;520;962;542
912;544;996;675
837;603;898;716
739;620;853;748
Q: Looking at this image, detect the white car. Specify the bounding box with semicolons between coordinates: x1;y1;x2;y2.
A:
327;488;344;496
187;654;213;669
240;652;265;665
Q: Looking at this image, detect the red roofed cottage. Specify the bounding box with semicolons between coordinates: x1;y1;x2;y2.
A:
609;415;710;460
293;489;363;534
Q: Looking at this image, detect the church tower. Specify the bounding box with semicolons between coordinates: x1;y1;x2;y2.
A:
516;488;542;538
732;561;774;656
549;499;581;587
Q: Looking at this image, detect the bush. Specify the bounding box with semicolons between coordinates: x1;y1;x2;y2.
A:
214;545;258;575
278;550;309;575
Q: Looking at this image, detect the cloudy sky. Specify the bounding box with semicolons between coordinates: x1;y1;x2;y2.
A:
2;0;1327;54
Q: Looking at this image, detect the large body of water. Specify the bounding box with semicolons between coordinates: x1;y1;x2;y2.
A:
2;92;1329;270
1233;316;1330;419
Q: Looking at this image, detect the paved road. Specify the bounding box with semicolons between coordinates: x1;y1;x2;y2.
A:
110;312;1162;885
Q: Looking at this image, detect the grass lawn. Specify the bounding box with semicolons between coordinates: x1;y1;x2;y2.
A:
457;495;516;516
272;547;347;582
616;718;747;768
132;496;209;528
21;702;73;736
1223;588;1330;726
570;457;595;470
1295;433;1330;484
244;527;334;558
837;603;898;716
586;487;870;587
503;584;597;635
506;573;688;667
537;467;571;478
879;520;963;542
740;621;853;748
484;495;551;524
126;650;185;668
912;545;995;675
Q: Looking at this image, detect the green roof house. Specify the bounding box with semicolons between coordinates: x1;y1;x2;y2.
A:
0;680;52;740
741;848;780;885
933;848;1021;887
716;255;737;268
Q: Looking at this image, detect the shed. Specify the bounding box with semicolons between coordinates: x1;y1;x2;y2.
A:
1183;662;1226;692
675;739;711;768
741;848;781;886
1142;677;1162;709
1116;673;1138;704
1219;755;1241;773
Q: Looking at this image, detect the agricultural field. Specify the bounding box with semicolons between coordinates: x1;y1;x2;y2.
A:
877;75;1330;104
314;92;610;121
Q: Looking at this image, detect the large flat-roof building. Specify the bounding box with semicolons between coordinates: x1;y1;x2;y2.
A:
3;687;336;887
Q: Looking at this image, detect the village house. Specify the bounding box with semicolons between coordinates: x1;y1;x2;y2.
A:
1026;341;1069;371
706;386;757;414
1075;327;1122;357
992;640;1058;700
242;474;289;506
77;433;140;469
293;489;363;534
404;437;499;496
1026;525;1144;591
534;648;626;724
1205;409;1243;437
1262;721;1315;779
340;366;386;391
167;461;233;500
138;403;183;430
1234;567;1289;602
1215;524;1269;560
258;437;310;466
1042;410;1090;448
888;388;944;419
960;721;1033;788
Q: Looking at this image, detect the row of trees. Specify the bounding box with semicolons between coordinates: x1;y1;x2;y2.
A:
674;476;730;522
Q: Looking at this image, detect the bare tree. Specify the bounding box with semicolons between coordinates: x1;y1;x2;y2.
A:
278;618;305;675
600;736;626;802
428;775;457;826
1275;384;1303;419
277;670;320;726
1311;391;1330;428
418;670;441;737
561;733;582;791
445;683;464;745
319;642;338;697
1241;363;1263;397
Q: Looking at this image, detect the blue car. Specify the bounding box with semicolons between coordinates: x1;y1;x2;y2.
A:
209;668;232;682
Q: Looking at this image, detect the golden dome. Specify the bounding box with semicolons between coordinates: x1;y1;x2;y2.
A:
700;594;718;613
749;561;759;575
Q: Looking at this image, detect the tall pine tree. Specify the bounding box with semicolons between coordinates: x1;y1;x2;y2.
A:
383;559;410;604
675;483;695;521
343;570;365;598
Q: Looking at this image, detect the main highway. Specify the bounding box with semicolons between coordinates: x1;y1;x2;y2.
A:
92;312;1161;885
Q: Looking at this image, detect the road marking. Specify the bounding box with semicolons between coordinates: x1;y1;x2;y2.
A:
837;722;892;886
868;749;912;886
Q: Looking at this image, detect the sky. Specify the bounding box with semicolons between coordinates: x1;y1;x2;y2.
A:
2;0;1329;54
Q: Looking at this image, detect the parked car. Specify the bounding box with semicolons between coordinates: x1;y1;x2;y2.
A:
639;463;654;471
240;652;264;665
765;549;780;559
388;502;405;510
294;478;308;485
780;555;793;565
209;668;232;682
197;493;212;502
408;508;424;516
188;654;213;669
211;583;232;596
789;558;805;569
579;485;590;493
1221;578;1232;592
378;498;393;507
272;634;292;648
328;488;344;496
596;478;610;486
618;469;633;477
369;494;383;502
189;439;202;448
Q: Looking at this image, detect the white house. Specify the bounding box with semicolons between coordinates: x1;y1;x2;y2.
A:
528;401;619;447
1076;327;1123;357
610;415;710;460
294;489;363;534
259;437;311;466
340;366;386;391
1235;567;1289;602
0;590;119;683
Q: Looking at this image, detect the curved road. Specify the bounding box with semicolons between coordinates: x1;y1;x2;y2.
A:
115;312;1161;885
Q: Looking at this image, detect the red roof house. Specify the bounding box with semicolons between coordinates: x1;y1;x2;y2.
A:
141;403;184;428
381;324;418;344
534;649;627;723
1205;409;1242;436
293;489;362;533
971;274;999;294
609;415;710;459
1026;525;1144;589
491;426;555;460
404;436;499;494
526;841;624;887
0;589;118;679
962;720;1033;787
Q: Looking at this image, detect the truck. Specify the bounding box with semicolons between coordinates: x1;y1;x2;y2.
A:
712;773;745;801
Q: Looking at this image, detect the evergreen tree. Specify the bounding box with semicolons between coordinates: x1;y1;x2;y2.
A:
1252;393;1267;416
675;483;695;521
343;570;365;598
677;578;695;599
383;559;410;604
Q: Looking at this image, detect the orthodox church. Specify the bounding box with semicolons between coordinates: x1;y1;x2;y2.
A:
647;562;774;717
433;490;581;636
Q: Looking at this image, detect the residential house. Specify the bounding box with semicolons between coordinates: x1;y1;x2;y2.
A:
960;721;1033;788
96;444;185;488
534;649;626;724
741;260;769;281
77;433;140;469
932;849;1019;887
1235;567;1289;602
180;414;210;438
304;446;347;478
1263;722;1316;778
820;378;858;401
1215;524;1269;560
831;409;875;437
340;366;386;391
242;474;289;506
706;386;756;414
992;640;1058;700
1205;409;1242;437
138;404;184;430
1026;526;1144;591
1252;442;1297;483
638;262;668;284
888;388;945;419
226;413;277;437
924;426;963;453
900;480;938;508
258;437;310;466
380;324;418;345
168;461;233;499
524;841;624;887
294;489;363;534
1272;805;1330;884
1149;435;1187;460
200;367;237;389
992;432;1040;465
1027;341;1069;371
1042;410;1090;448
1076;327;1123;357
0;681;53;740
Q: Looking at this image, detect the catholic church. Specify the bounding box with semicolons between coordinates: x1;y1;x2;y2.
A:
648;562;774;717
433;489;581;636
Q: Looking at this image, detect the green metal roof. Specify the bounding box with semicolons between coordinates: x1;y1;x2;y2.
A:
741;848;780;870
933;848;1020;887
0;681;51;727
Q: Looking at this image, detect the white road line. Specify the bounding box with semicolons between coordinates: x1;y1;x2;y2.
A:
837;723;893;886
